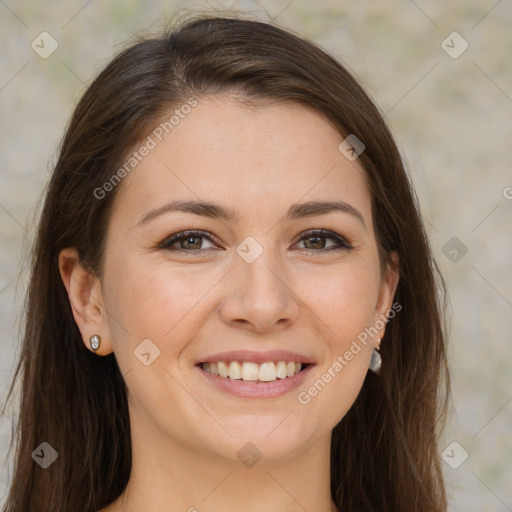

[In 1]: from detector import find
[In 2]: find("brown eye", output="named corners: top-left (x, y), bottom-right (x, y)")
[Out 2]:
top-left (159, 230), bottom-right (217, 251)
top-left (177, 236), bottom-right (204, 250)
top-left (295, 230), bottom-right (352, 252)
top-left (302, 235), bottom-right (329, 250)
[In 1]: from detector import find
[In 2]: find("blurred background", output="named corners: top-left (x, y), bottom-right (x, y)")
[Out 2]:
top-left (0, 1), bottom-right (511, 510)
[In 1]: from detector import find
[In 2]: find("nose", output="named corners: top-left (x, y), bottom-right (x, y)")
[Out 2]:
top-left (218, 246), bottom-right (301, 333)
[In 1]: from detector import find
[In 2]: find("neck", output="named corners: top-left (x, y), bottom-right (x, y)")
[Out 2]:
top-left (105, 410), bottom-right (338, 512)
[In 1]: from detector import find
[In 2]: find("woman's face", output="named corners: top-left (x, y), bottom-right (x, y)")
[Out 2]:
top-left (95, 96), bottom-right (398, 462)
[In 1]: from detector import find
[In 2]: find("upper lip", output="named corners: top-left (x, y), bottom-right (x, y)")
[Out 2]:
top-left (195, 350), bottom-right (315, 365)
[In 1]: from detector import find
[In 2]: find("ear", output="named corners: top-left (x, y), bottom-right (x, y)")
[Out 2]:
top-left (58, 247), bottom-right (114, 355)
top-left (373, 250), bottom-right (400, 345)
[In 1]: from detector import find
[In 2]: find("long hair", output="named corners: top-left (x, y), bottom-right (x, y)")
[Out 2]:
top-left (2, 14), bottom-right (450, 512)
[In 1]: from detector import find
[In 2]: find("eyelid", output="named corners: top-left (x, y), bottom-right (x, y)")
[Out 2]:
top-left (292, 229), bottom-right (353, 251)
top-left (157, 229), bottom-right (353, 254)
top-left (158, 229), bottom-right (219, 251)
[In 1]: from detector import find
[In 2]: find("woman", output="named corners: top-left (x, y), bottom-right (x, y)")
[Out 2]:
top-left (2, 14), bottom-right (450, 512)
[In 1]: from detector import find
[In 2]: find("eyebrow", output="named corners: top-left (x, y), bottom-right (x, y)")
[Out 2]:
top-left (137, 199), bottom-right (367, 231)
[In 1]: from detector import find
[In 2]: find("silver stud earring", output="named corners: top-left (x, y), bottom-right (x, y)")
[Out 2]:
top-left (89, 334), bottom-right (101, 351)
top-left (369, 338), bottom-right (381, 373)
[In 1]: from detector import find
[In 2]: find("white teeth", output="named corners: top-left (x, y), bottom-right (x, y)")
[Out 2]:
top-left (259, 362), bottom-right (277, 381)
top-left (228, 361), bottom-right (242, 380)
top-left (210, 361), bottom-right (219, 376)
top-left (201, 360), bottom-right (305, 381)
top-left (276, 361), bottom-right (287, 379)
top-left (218, 361), bottom-right (229, 378)
top-left (241, 362), bottom-right (259, 381)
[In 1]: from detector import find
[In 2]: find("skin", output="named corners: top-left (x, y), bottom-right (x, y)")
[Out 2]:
top-left (59, 96), bottom-right (399, 512)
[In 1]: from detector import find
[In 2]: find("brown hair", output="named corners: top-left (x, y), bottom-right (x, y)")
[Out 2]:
top-left (2, 13), bottom-right (450, 512)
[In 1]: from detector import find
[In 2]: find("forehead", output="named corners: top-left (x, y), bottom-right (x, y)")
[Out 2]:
top-left (110, 96), bottom-right (372, 229)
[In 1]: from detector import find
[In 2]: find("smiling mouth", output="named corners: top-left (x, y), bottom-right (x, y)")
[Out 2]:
top-left (198, 361), bottom-right (309, 382)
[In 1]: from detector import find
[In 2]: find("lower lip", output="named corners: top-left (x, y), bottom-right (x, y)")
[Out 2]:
top-left (196, 364), bottom-right (314, 399)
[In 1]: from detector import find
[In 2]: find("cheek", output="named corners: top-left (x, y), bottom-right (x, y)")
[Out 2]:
top-left (102, 254), bottom-right (224, 365)
top-left (297, 260), bottom-right (381, 349)
top-left (292, 262), bottom-right (380, 427)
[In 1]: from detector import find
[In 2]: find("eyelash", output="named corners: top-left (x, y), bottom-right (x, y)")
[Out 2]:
top-left (158, 229), bottom-right (353, 254)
